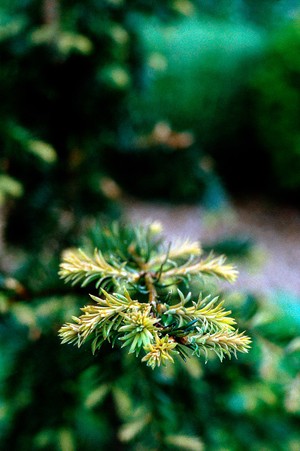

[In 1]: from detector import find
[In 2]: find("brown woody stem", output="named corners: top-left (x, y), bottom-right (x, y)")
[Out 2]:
top-left (144, 273), bottom-right (158, 309)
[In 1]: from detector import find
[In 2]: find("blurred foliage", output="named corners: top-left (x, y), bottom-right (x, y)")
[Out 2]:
top-left (203, 235), bottom-right (254, 260)
top-left (1, 0), bottom-right (299, 217)
top-left (0, 0), bottom-right (202, 251)
top-left (0, 0), bottom-right (123, 249)
top-left (127, 15), bottom-right (268, 197)
top-left (105, 121), bottom-right (217, 202)
top-left (251, 16), bottom-right (300, 196)
top-left (132, 16), bottom-right (264, 137)
top-left (127, 10), bottom-right (300, 200)
top-left (192, 0), bottom-right (289, 25)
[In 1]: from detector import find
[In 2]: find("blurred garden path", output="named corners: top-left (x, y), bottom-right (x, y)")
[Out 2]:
top-left (122, 198), bottom-right (300, 297)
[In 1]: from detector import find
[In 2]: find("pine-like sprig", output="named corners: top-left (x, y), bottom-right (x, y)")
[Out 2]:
top-left (161, 253), bottom-right (238, 283)
top-left (189, 330), bottom-right (252, 362)
top-left (59, 249), bottom-right (139, 288)
top-left (59, 222), bottom-right (250, 369)
top-left (164, 292), bottom-right (236, 332)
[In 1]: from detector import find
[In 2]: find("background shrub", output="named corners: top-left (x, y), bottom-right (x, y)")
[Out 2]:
top-left (251, 17), bottom-right (300, 197)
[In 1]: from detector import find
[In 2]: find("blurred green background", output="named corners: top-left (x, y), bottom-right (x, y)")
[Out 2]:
top-left (1, 1), bottom-right (300, 450)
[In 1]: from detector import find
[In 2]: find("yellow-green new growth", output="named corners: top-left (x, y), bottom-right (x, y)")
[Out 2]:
top-left (58, 223), bottom-right (250, 369)
top-left (162, 253), bottom-right (238, 283)
top-left (190, 330), bottom-right (251, 362)
top-left (59, 289), bottom-right (141, 350)
top-left (59, 248), bottom-right (139, 287)
top-left (119, 306), bottom-right (160, 355)
top-left (164, 292), bottom-right (236, 332)
top-left (142, 335), bottom-right (178, 369)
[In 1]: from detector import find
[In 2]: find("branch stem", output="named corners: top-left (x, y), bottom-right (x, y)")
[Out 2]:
top-left (144, 273), bottom-right (158, 309)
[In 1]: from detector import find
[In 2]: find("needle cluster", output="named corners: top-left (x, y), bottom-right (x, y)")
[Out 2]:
top-left (59, 223), bottom-right (250, 369)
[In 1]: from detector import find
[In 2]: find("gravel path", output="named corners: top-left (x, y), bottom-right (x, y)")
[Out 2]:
top-left (121, 198), bottom-right (300, 297)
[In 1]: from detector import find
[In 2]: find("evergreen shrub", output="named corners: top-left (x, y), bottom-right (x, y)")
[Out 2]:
top-left (1, 223), bottom-right (299, 450)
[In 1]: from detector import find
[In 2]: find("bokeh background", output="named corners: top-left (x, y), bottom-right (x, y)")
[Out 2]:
top-left (1, 1), bottom-right (300, 450)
